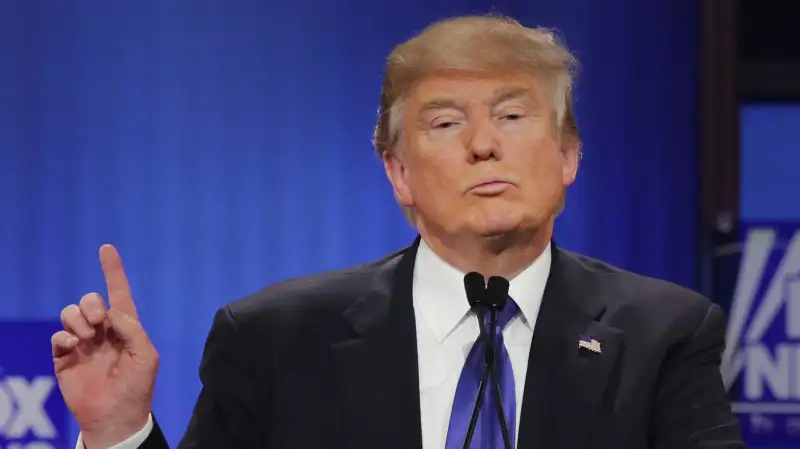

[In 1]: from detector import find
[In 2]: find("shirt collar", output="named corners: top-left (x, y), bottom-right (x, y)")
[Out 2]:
top-left (412, 237), bottom-right (552, 343)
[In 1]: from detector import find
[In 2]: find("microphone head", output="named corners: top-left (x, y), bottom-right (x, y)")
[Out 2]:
top-left (486, 276), bottom-right (510, 309)
top-left (463, 272), bottom-right (486, 307)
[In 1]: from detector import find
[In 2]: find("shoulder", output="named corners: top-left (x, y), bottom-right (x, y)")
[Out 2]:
top-left (220, 245), bottom-right (408, 330)
top-left (561, 249), bottom-right (722, 336)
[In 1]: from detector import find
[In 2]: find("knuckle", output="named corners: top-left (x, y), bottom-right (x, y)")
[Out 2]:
top-left (61, 304), bottom-right (93, 335)
top-left (79, 292), bottom-right (106, 321)
top-left (60, 304), bottom-right (79, 322)
top-left (51, 331), bottom-right (71, 347)
top-left (80, 292), bottom-right (104, 306)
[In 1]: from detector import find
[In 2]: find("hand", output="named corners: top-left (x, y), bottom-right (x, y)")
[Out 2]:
top-left (52, 244), bottom-right (159, 447)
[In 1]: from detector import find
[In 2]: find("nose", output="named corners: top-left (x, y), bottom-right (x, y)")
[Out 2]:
top-left (465, 118), bottom-right (501, 162)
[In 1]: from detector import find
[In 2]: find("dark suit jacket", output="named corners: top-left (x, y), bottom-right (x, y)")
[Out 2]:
top-left (141, 239), bottom-right (745, 449)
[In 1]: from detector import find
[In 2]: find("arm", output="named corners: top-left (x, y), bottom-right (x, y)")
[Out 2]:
top-left (75, 306), bottom-right (265, 449)
top-left (176, 306), bottom-right (266, 448)
top-left (650, 303), bottom-right (745, 449)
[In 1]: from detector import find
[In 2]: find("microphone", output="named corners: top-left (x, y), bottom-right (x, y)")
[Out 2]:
top-left (465, 272), bottom-right (494, 367)
top-left (485, 276), bottom-right (509, 309)
top-left (485, 276), bottom-right (512, 449)
top-left (464, 272), bottom-right (486, 308)
top-left (462, 272), bottom-right (491, 449)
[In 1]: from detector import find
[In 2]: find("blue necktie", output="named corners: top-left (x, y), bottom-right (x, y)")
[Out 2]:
top-left (445, 298), bottom-right (519, 449)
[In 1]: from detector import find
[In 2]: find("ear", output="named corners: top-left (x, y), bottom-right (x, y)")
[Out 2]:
top-left (383, 151), bottom-right (415, 207)
top-left (561, 138), bottom-right (581, 188)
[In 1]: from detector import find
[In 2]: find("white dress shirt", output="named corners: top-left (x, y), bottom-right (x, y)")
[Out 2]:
top-left (413, 239), bottom-right (551, 449)
top-left (76, 239), bottom-right (551, 449)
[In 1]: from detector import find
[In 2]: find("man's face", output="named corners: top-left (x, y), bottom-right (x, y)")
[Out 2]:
top-left (384, 71), bottom-right (579, 239)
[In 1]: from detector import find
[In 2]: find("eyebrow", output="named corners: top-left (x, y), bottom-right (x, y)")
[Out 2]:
top-left (417, 86), bottom-right (537, 114)
top-left (418, 98), bottom-right (465, 114)
top-left (487, 86), bottom-right (535, 107)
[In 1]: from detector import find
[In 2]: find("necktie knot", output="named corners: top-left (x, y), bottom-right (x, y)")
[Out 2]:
top-left (485, 296), bottom-right (519, 330)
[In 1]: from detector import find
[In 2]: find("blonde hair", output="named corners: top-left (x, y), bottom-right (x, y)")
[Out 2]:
top-left (373, 14), bottom-right (580, 158)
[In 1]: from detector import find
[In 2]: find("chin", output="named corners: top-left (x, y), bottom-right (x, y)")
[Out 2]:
top-left (476, 226), bottom-right (520, 240)
top-left (470, 214), bottom-right (525, 237)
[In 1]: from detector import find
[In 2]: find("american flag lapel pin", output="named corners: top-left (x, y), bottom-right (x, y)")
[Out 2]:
top-left (577, 334), bottom-right (602, 354)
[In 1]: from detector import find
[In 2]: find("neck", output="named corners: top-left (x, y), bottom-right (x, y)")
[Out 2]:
top-left (418, 222), bottom-right (553, 279)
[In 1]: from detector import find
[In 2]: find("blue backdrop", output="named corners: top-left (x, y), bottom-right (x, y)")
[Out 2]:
top-left (714, 104), bottom-right (800, 448)
top-left (0, 0), bottom-right (700, 445)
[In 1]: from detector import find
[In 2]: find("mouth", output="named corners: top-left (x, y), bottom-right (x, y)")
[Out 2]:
top-left (468, 180), bottom-right (513, 196)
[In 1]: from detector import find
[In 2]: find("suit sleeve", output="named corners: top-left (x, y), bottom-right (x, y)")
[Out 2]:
top-left (650, 302), bottom-right (745, 449)
top-left (170, 306), bottom-right (266, 448)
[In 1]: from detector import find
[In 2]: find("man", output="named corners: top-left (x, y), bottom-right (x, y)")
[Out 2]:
top-left (53, 15), bottom-right (745, 449)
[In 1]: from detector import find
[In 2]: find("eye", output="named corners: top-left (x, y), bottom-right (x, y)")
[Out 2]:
top-left (430, 116), bottom-right (462, 129)
top-left (503, 114), bottom-right (522, 121)
top-left (497, 106), bottom-right (526, 122)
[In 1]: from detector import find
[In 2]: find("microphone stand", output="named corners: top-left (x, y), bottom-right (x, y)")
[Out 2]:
top-left (462, 272), bottom-right (492, 449)
top-left (462, 306), bottom-right (491, 449)
top-left (488, 304), bottom-right (513, 449)
top-left (486, 276), bottom-right (513, 449)
top-left (461, 273), bottom-right (512, 449)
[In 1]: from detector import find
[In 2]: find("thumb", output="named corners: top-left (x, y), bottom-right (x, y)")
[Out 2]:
top-left (107, 308), bottom-right (152, 356)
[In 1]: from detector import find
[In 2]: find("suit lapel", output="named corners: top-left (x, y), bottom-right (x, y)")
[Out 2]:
top-left (517, 245), bottom-right (625, 449)
top-left (331, 238), bottom-right (423, 449)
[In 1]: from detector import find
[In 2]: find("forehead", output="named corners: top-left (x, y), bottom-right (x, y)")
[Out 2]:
top-left (407, 71), bottom-right (545, 107)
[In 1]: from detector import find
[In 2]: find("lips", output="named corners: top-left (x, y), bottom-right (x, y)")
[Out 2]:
top-left (469, 176), bottom-right (514, 189)
top-left (468, 179), bottom-right (513, 195)
top-left (474, 180), bottom-right (507, 188)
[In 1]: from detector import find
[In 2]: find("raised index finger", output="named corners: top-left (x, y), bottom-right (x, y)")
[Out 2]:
top-left (99, 244), bottom-right (138, 319)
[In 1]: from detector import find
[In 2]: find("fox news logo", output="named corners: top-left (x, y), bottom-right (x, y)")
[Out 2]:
top-left (0, 322), bottom-right (69, 449)
top-left (722, 224), bottom-right (800, 443)
top-left (0, 375), bottom-right (59, 449)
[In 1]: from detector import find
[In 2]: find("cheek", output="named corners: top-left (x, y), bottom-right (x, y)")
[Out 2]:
top-left (409, 160), bottom-right (457, 201)
top-left (517, 142), bottom-right (564, 194)
top-left (407, 142), bottom-right (463, 196)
